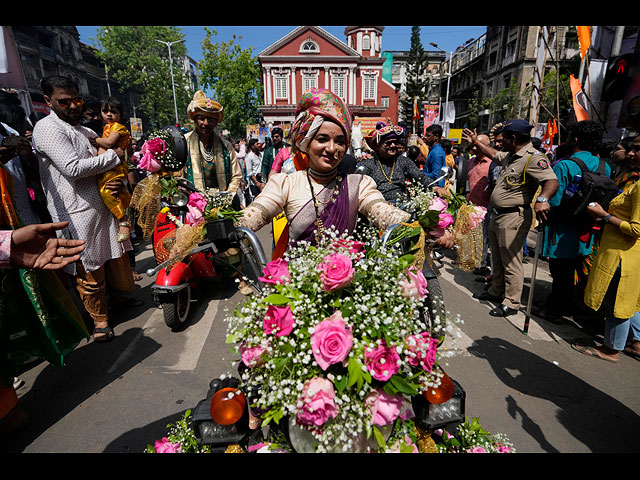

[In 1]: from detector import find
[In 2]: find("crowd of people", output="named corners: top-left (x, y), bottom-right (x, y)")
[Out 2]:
top-left (1, 78), bottom-right (639, 439)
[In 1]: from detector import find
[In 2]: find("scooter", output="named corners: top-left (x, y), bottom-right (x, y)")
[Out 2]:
top-left (145, 179), bottom-right (267, 330)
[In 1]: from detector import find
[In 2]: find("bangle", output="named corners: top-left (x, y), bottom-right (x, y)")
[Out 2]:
top-left (603, 214), bottom-right (612, 223)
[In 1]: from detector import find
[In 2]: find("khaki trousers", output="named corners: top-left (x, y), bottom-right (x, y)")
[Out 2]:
top-left (488, 207), bottom-right (533, 310)
top-left (74, 254), bottom-right (135, 326)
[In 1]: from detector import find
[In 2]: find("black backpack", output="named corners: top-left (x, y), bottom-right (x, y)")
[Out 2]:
top-left (552, 156), bottom-right (620, 221)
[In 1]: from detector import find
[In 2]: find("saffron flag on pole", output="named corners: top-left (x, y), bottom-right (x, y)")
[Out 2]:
top-left (570, 74), bottom-right (590, 121)
top-left (541, 118), bottom-right (558, 151)
top-left (413, 97), bottom-right (419, 120)
top-left (577, 26), bottom-right (591, 59)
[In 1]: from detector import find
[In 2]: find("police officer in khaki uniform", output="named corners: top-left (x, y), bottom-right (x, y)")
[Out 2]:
top-left (463, 120), bottom-right (558, 317)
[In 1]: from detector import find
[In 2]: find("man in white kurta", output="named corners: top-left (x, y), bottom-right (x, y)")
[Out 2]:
top-left (32, 75), bottom-right (133, 341)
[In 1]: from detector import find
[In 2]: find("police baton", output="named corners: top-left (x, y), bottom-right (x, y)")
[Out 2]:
top-left (523, 222), bottom-right (544, 335)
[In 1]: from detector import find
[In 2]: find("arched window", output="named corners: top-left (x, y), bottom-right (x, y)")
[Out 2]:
top-left (362, 34), bottom-right (370, 50)
top-left (300, 38), bottom-right (319, 54)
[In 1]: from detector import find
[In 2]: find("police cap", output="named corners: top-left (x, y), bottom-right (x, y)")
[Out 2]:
top-left (502, 119), bottom-right (534, 134)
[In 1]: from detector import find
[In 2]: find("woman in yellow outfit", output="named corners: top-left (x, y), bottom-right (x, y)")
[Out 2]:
top-left (573, 135), bottom-right (640, 363)
top-left (94, 97), bottom-right (132, 243)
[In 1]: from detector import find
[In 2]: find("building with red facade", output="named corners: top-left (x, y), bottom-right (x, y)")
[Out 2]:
top-left (257, 26), bottom-right (399, 136)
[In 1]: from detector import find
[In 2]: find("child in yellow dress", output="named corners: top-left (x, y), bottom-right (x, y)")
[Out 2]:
top-left (94, 97), bottom-right (132, 242)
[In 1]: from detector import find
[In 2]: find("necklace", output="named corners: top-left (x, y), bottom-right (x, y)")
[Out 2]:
top-left (375, 154), bottom-right (397, 183)
top-left (306, 169), bottom-right (342, 243)
top-left (201, 139), bottom-right (215, 164)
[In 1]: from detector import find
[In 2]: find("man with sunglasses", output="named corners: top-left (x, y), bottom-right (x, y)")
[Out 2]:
top-left (359, 123), bottom-right (433, 205)
top-left (463, 120), bottom-right (558, 318)
top-left (32, 75), bottom-right (134, 342)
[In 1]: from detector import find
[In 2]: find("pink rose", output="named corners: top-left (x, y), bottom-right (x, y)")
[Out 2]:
top-left (364, 340), bottom-right (401, 381)
top-left (259, 258), bottom-right (291, 285)
top-left (297, 377), bottom-right (339, 427)
top-left (437, 212), bottom-right (454, 229)
top-left (365, 388), bottom-right (404, 426)
top-left (310, 311), bottom-right (353, 370)
top-left (399, 266), bottom-right (428, 300)
top-left (317, 253), bottom-right (355, 291)
top-left (188, 192), bottom-right (208, 212)
top-left (332, 238), bottom-right (365, 257)
top-left (468, 206), bottom-right (487, 229)
top-left (240, 343), bottom-right (267, 368)
top-left (154, 437), bottom-right (182, 453)
top-left (185, 204), bottom-right (205, 226)
top-left (429, 196), bottom-right (448, 213)
top-left (263, 305), bottom-right (295, 337)
top-left (405, 332), bottom-right (438, 372)
top-left (467, 446), bottom-right (488, 453)
top-left (139, 138), bottom-right (166, 173)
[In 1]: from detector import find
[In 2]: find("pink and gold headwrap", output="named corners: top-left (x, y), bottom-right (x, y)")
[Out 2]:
top-left (187, 90), bottom-right (224, 122)
top-left (365, 122), bottom-right (405, 149)
top-left (289, 87), bottom-right (353, 155)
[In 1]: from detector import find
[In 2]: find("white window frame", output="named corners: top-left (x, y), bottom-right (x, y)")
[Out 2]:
top-left (331, 73), bottom-right (346, 102)
top-left (363, 73), bottom-right (377, 101)
top-left (302, 72), bottom-right (318, 92)
top-left (274, 74), bottom-right (289, 100)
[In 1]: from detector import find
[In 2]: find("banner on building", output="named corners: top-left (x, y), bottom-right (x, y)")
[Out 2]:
top-left (130, 117), bottom-right (143, 140)
top-left (354, 116), bottom-right (393, 137)
top-left (423, 105), bottom-right (440, 133)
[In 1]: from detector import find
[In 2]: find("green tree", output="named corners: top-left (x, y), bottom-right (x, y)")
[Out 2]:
top-left (93, 26), bottom-right (193, 130)
top-left (401, 27), bottom-right (430, 133)
top-left (198, 28), bottom-right (263, 140)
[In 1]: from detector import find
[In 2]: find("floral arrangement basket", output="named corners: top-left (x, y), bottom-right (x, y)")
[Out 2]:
top-left (225, 227), bottom-right (452, 453)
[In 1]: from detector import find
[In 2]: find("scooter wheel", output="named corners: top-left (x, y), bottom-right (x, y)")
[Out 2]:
top-left (162, 284), bottom-right (191, 330)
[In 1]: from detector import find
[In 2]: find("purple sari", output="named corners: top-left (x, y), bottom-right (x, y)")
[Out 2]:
top-left (289, 174), bottom-right (362, 247)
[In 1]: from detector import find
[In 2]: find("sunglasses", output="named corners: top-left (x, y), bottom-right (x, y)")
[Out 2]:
top-left (382, 140), bottom-right (399, 147)
top-left (57, 97), bottom-right (85, 108)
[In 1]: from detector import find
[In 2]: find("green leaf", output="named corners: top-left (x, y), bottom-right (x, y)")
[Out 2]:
top-left (372, 426), bottom-right (386, 451)
top-left (389, 374), bottom-right (420, 396)
top-left (264, 293), bottom-right (290, 305)
top-left (334, 374), bottom-right (348, 393)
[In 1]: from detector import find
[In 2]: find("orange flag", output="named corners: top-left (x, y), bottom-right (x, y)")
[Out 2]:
top-left (577, 26), bottom-right (591, 59)
top-left (570, 75), bottom-right (590, 121)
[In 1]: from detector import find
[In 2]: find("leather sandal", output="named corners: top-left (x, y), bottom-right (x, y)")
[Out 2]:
top-left (93, 326), bottom-right (115, 343)
top-left (489, 304), bottom-right (518, 317)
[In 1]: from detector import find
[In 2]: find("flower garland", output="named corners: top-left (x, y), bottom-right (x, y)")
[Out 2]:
top-left (137, 128), bottom-right (184, 172)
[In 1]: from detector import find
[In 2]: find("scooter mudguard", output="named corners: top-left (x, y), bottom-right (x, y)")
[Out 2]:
top-left (156, 261), bottom-right (194, 286)
top-left (189, 252), bottom-right (217, 279)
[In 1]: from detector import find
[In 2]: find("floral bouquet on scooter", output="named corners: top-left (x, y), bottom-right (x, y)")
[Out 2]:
top-left (225, 227), bottom-right (450, 453)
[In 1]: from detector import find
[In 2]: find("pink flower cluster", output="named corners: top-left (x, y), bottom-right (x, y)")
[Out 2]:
top-left (185, 192), bottom-right (207, 226)
top-left (139, 137), bottom-right (166, 173)
top-left (296, 377), bottom-right (339, 427)
top-left (399, 266), bottom-right (428, 300)
top-left (405, 332), bottom-right (438, 372)
top-left (259, 258), bottom-right (291, 285)
top-left (468, 206), bottom-right (487, 230)
top-left (364, 340), bottom-right (401, 382)
top-left (263, 305), bottom-right (295, 337)
top-left (428, 196), bottom-right (454, 237)
top-left (153, 437), bottom-right (182, 453)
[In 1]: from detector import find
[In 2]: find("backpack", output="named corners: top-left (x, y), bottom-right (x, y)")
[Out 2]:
top-left (552, 156), bottom-right (620, 222)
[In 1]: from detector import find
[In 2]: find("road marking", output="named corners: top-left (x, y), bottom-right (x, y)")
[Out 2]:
top-left (165, 299), bottom-right (220, 371)
top-left (108, 298), bottom-right (220, 373)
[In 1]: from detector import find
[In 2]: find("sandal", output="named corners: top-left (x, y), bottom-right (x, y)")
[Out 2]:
top-left (132, 271), bottom-right (143, 281)
top-left (571, 344), bottom-right (619, 363)
top-left (117, 221), bottom-right (131, 243)
top-left (623, 345), bottom-right (640, 361)
top-left (93, 326), bottom-right (115, 343)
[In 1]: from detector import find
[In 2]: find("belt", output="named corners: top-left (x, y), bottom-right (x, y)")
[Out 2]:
top-left (492, 205), bottom-right (530, 215)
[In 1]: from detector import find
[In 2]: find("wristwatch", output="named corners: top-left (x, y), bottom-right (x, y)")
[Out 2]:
top-left (603, 214), bottom-right (613, 223)
top-left (536, 195), bottom-right (548, 203)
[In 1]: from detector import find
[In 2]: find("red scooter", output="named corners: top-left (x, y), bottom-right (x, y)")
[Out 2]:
top-left (145, 179), bottom-right (267, 330)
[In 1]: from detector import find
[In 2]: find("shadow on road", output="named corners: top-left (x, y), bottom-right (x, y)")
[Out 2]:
top-left (468, 335), bottom-right (640, 453)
